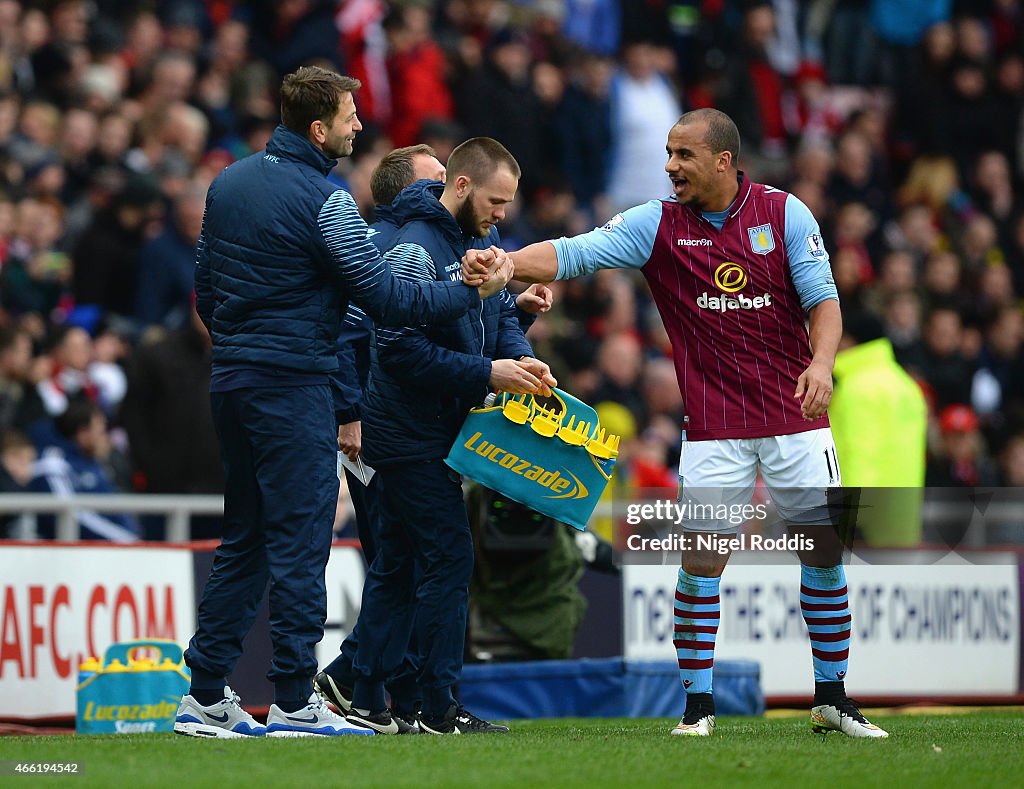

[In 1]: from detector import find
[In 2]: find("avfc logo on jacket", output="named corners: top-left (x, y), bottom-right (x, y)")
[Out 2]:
top-left (747, 224), bottom-right (775, 254)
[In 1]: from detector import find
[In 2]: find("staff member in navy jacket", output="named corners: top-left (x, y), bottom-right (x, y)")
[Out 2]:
top-left (175, 67), bottom-right (512, 740)
top-left (323, 145), bottom-right (554, 730)
top-left (332, 145), bottom-right (449, 563)
top-left (339, 138), bottom-right (555, 735)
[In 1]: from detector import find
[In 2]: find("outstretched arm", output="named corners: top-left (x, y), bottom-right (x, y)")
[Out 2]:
top-left (462, 201), bottom-right (663, 285)
top-left (510, 242), bottom-right (560, 283)
top-left (463, 243), bottom-right (558, 286)
top-left (317, 189), bottom-right (512, 326)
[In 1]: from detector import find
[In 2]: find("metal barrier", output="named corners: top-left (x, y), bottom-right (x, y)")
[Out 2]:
top-left (0, 494), bottom-right (224, 542)
top-left (0, 492), bottom-right (1020, 544)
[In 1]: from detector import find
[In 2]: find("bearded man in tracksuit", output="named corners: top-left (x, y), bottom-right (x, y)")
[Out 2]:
top-left (342, 137), bottom-right (556, 735)
top-left (319, 145), bottom-right (552, 728)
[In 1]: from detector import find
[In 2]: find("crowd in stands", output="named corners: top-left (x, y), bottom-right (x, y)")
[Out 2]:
top-left (1, 0), bottom-right (1023, 544)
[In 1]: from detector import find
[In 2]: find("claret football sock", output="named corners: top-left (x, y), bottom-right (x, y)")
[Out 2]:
top-left (673, 568), bottom-right (721, 696)
top-left (800, 564), bottom-right (851, 683)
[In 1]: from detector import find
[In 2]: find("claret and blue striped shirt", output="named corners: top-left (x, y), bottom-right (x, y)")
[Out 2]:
top-left (550, 174), bottom-right (838, 441)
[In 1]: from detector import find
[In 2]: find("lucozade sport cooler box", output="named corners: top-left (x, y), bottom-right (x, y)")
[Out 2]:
top-left (76, 639), bottom-right (190, 734)
top-left (445, 388), bottom-right (619, 531)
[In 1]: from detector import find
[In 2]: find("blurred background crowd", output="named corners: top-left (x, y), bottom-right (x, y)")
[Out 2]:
top-left (1, 0), bottom-right (1023, 545)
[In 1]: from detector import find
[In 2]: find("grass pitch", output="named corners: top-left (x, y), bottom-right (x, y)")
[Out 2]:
top-left (1, 711), bottom-right (1022, 788)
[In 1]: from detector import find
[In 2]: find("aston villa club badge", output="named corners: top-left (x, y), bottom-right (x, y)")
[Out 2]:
top-left (747, 224), bottom-right (775, 255)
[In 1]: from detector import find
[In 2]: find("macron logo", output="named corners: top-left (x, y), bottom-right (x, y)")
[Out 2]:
top-left (677, 238), bottom-right (713, 247)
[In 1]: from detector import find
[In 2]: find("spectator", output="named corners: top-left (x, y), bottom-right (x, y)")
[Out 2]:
top-left (457, 28), bottom-right (546, 192)
top-left (828, 130), bottom-right (890, 221)
top-left (993, 50), bottom-right (1024, 176)
top-left (137, 52), bottom-right (197, 115)
top-left (867, 249), bottom-right (917, 313)
top-left (976, 263), bottom-right (1015, 313)
top-left (958, 213), bottom-right (1005, 273)
top-left (384, 3), bottom-right (455, 148)
top-left (970, 150), bottom-right (1018, 249)
top-left (0, 324), bottom-right (46, 432)
top-left (992, 433), bottom-right (1024, 544)
top-left (605, 40), bottom-right (681, 213)
top-left (30, 397), bottom-right (140, 541)
top-left (120, 305), bottom-right (221, 496)
top-left (884, 290), bottom-right (927, 370)
top-left (0, 428), bottom-right (36, 538)
top-left (249, 0), bottom-right (343, 76)
top-left (926, 403), bottom-right (1000, 487)
top-left (889, 203), bottom-right (944, 264)
top-left (921, 249), bottom-right (969, 314)
top-left (971, 304), bottom-right (1024, 418)
top-left (134, 184), bottom-right (205, 331)
top-left (945, 57), bottom-right (1003, 174)
top-left (870, 0), bottom-right (952, 89)
top-left (553, 52), bottom-right (614, 220)
top-left (0, 196), bottom-right (70, 316)
top-left (36, 324), bottom-right (126, 418)
top-left (564, 0), bottom-right (620, 56)
top-left (717, 2), bottom-right (789, 164)
top-left (71, 175), bottom-right (164, 319)
top-left (502, 178), bottom-right (578, 250)
top-left (195, 19), bottom-right (251, 143)
top-left (916, 306), bottom-right (974, 407)
top-left (590, 331), bottom-right (646, 423)
top-left (58, 107), bottom-right (98, 203)
top-left (641, 356), bottom-right (683, 425)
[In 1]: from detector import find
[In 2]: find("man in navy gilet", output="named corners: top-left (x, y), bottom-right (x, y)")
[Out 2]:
top-left (176, 67), bottom-right (511, 740)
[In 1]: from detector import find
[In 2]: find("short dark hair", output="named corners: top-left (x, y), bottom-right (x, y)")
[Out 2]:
top-left (370, 144), bottom-right (438, 205)
top-left (0, 429), bottom-right (32, 455)
top-left (0, 326), bottom-right (29, 356)
top-left (446, 137), bottom-right (521, 184)
top-left (676, 108), bottom-right (741, 164)
top-left (280, 66), bottom-right (361, 136)
top-left (55, 398), bottom-right (101, 441)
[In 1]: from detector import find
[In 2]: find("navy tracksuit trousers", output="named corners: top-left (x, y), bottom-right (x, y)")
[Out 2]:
top-left (350, 459), bottom-right (473, 717)
top-left (184, 384), bottom-right (338, 703)
top-left (325, 470), bottom-right (422, 712)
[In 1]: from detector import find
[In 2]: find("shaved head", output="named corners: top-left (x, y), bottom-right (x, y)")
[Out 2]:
top-left (675, 108), bottom-right (741, 165)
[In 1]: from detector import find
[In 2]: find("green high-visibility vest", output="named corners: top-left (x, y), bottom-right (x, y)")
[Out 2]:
top-left (830, 338), bottom-right (927, 546)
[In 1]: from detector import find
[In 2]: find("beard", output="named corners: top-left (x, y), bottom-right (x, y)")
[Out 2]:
top-left (455, 193), bottom-right (488, 238)
top-left (322, 131), bottom-right (353, 159)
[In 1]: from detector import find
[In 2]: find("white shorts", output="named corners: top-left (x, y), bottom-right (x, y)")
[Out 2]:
top-left (678, 428), bottom-right (842, 533)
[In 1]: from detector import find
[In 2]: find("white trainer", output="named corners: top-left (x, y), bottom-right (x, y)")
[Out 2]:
top-left (266, 694), bottom-right (375, 737)
top-left (811, 702), bottom-right (889, 738)
top-left (670, 712), bottom-right (715, 737)
top-left (174, 686), bottom-right (266, 738)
